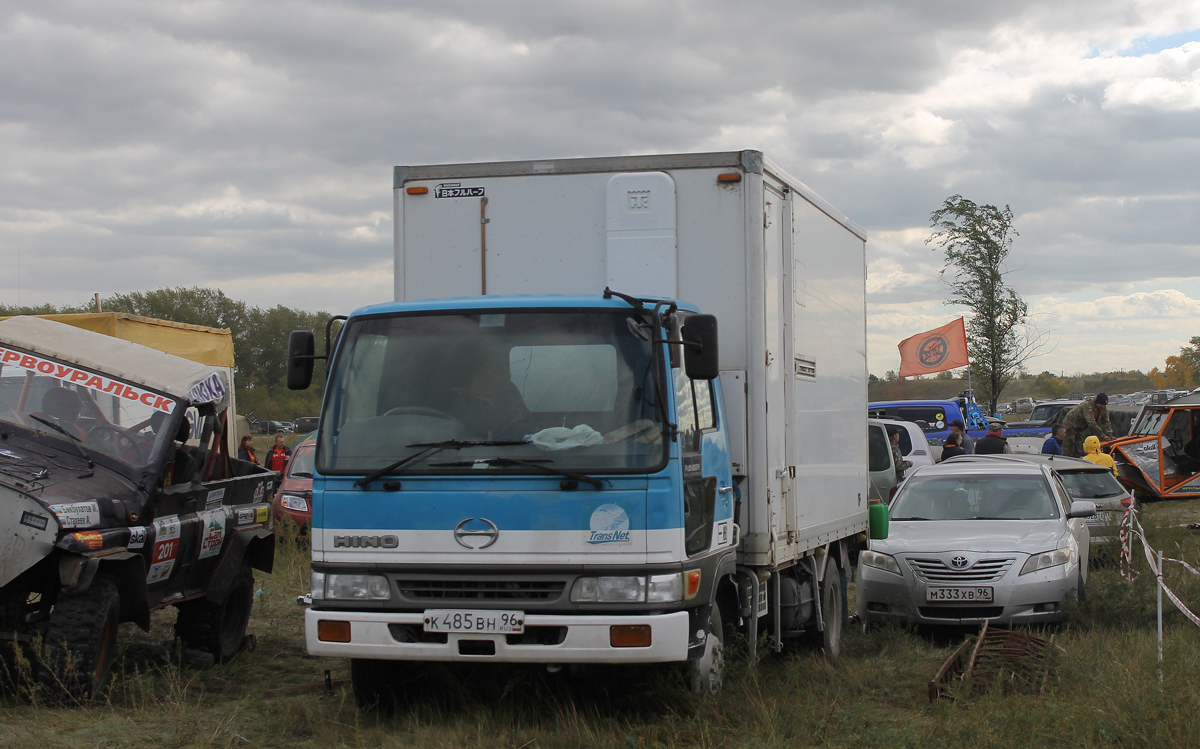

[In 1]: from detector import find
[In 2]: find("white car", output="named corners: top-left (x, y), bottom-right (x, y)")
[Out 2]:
top-left (858, 456), bottom-right (1095, 627)
top-left (880, 418), bottom-right (936, 470)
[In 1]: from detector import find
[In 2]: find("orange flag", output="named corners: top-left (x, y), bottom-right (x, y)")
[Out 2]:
top-left (897, 318), bottom-right (969, 378)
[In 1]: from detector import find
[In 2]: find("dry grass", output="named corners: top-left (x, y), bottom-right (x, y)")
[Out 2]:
top-left (3, 502), bottom-right (1200, 748)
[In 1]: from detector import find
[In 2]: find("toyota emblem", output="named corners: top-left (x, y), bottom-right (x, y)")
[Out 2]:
top-left (949, 555), bottom-right (970, 569)
top-left (454, 517), bottom-right (499, 549)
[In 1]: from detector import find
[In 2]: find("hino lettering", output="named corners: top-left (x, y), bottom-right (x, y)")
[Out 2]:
top-left (333, 535), bottom-right (400, 548)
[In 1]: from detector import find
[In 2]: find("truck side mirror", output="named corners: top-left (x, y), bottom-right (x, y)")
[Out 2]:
top-left (682, 314), bottom-right (719, 381)
top-left (287, 331), bottom-right (316, 391)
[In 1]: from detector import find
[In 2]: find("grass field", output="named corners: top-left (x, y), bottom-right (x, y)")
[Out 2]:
top-left (3, 502), bottom-right (1200, 748)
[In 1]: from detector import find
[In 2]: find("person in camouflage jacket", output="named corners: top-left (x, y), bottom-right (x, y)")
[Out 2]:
top-left (1063, 393), bottom-right (1114, 458)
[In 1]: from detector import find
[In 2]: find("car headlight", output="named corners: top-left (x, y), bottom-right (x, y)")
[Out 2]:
top-left (860, 550), bottom-right (902, 576)
top-left (324, 573), bottom-right (390, 600)
top-left (280, 494), bottom-right (309, 512)
top-left (1020, 548), bottom-right (1072, 575)
top-left (570, 576), bottom-right (647, 602)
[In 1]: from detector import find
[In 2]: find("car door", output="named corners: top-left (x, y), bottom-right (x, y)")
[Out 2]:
top-left (867, 422), bottom-right (896, 502)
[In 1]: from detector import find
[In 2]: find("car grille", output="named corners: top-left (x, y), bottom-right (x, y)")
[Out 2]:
top-left (396, 578), bottom-right (566, 601)
top-left (918, 606), bottom-right (1004, 620)
top-left (905, 557), bottom-right (1015, 583)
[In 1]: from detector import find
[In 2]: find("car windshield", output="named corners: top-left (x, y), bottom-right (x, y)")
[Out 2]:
top-left (288, 443), bottom-right (315, 478)
top-left (1029, 404), bottom-right (1066, 422)
top-left (1058, 469), bottom-right (1125, 499)
top-left (0, 348), bottom-right (181, 468)
top-left (317, 309), bottom-right (665, 475)
top-left (891, 473), bottom-right (1059, 521)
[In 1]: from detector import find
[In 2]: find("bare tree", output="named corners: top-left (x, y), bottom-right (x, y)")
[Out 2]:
top-left (927, 196), bottom-right (1046, 414)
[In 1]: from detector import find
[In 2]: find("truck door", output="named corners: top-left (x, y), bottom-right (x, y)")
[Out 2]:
top-left (762, 184), bottom-right (791, 543)
top-left (675, 368), bottom-right (735, 556)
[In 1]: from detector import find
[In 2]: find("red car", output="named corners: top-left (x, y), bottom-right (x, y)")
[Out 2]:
top-left (272, 436), bottom-right (315, 532)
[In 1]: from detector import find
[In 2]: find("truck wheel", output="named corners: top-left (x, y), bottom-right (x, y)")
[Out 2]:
top-left (816, 559), bottom-right (846, 658)
top-left (174, 563), bottom-right (254, 663)
top-left (350, 658), bottom-right (403, 711)
top-left (688, 603), bottom-right (724, 696)
top-left (37, 575), bottom-right (120, 703)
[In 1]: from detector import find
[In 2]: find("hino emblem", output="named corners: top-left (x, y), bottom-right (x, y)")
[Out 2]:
top-left (454, 517), bottom-right (499, 549)
top-left (333, 535), bottom-right (399, 548)
top-left (949, 555), bottom-right (970, 570)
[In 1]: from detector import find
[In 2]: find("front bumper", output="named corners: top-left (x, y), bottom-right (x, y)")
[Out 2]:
top-left (857, 559), bottom-right (1077, 626)
top-left (305, 608), bottom-right (691, 663)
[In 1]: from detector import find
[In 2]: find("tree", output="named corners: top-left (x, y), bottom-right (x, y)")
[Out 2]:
top-left (927, 195), bottom-right (1044, 414)
top-left (1034, 372), bottom-right (1070, 399)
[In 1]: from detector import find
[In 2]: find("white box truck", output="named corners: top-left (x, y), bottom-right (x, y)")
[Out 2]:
top-left (288, 150), bottom-right (870, 706)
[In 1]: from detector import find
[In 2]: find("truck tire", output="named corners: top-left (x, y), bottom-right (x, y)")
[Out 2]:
top-left (815, 558), bottom-right (846, 658)
top-left (350, 658), bottom-right (404, 711)
top-left (174, 563), bottom-right (254, 663)
top-left (688, 603), bottom-right (725, 696)
top-left (37, 575), bottom-right (120, 703)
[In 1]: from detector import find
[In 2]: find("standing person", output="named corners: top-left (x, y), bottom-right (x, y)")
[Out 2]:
top-left (974, 419), bottom-right (1012, 454)
top-left (264, 434), bottom-right (292, 473)
top-left (889, 430), bottom-right (910, 482)
top-left (1081, 435), bottom-right (1118, 476)
top-left (1063, 393), bottom-right (1115, 458)
top-left (1041, 425), bottom-right (1066, 456)
top-left (949, 419), bottom-right (975, 455)
top-left (238, 434), bottom-right (258, 465)
top-left (939, 432), bottom-right (967, 462)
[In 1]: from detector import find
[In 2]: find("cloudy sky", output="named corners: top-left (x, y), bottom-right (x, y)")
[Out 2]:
top-left (3, 1), bottom-right (1199, 377)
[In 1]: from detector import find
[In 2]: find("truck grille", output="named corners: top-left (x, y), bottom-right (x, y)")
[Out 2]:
top-left (397, 578), bottom-right (566, 601)
top-left (905, 557), bottom-right (1014, 584)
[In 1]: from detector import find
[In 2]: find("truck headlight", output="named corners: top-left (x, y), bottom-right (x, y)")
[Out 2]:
top-left (325, 573), bottom-right (391, 600)
top-left (310, 571), bottom-right (325, 600)
top-left (570, 576), bottom-right (646, 602)
top-left (860, 550), bottom-right (902, 575)
top-left (280, 494), bottom-right (309, 512)
top-left (647, 573), bottom-right (683, 603)
top-left (1020, 548), bottom-right (1071, 575)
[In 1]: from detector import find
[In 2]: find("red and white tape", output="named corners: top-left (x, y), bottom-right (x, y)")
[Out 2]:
top-left (1124, 507), bottom-right (1200, 630)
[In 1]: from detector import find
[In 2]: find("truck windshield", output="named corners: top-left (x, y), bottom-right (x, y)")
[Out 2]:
top-left (0, 350), bottom-right (180, 469)
top-left (317, 309), bottom-right (666, 475)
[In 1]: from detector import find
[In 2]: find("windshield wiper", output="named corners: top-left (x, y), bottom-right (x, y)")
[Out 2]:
top-left (430, 456), bottom-right (607, 490)
top-left (28, 414), bottom-right (94, 474)
top-left (354, 439), bottom-right (528, 489)
top-left (291, 471), bottom-right (313, 478)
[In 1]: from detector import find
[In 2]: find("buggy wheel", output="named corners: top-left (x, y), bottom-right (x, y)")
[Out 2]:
top-left (37, 575), bottom-right (120, 703)
top-left (175, 563), bottom-right (254, 663)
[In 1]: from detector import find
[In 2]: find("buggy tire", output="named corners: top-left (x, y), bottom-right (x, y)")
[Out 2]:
top-left (351, 658), bottom-right (404, 712)
top-left (37, 575), bottom-right (120, 704)
top-left (687, 603), bottom-right (725, 696)
top-left (174, 563), bottom-right (254, 663)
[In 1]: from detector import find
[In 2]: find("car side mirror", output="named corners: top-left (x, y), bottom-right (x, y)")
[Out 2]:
top-left (287, 331), bottom-right (316, 391)
top-left (682, 314), bottom-right (719, 381)
top-left (1067, 500), bottom-right (1097, 519)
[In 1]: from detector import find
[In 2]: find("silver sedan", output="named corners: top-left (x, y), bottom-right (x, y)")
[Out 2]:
top-left (857, 456), bottom-right (1095, 627)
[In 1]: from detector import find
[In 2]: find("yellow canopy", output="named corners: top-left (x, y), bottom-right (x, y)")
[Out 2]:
top-left (0, 312), bottom-right (235, 368)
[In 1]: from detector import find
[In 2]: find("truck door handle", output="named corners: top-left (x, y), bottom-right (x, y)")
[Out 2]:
top-left (719, 486), bottom-right (733, 494)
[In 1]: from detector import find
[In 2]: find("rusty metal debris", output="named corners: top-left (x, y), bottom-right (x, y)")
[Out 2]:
top-left (928, 621), bottom-right (1059, 702)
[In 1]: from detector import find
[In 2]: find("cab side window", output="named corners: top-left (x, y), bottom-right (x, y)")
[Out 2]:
top-left (674, 367), bottom-right (698, 452)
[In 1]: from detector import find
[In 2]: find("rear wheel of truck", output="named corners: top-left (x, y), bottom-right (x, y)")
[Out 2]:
top-left (688, 603), bottom-right (725, 696)
top-left (174, 563), bottom-right (254, 663)
top-left (37, 575), bottom-right (120, 704)
top-left (350, 658), bottom-right (405, 711)
top-left (814, 558), bottom-right (846, 658)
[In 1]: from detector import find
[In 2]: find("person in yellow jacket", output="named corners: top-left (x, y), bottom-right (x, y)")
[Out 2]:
top-left (1081, 435), bottom-right (1117, 476)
